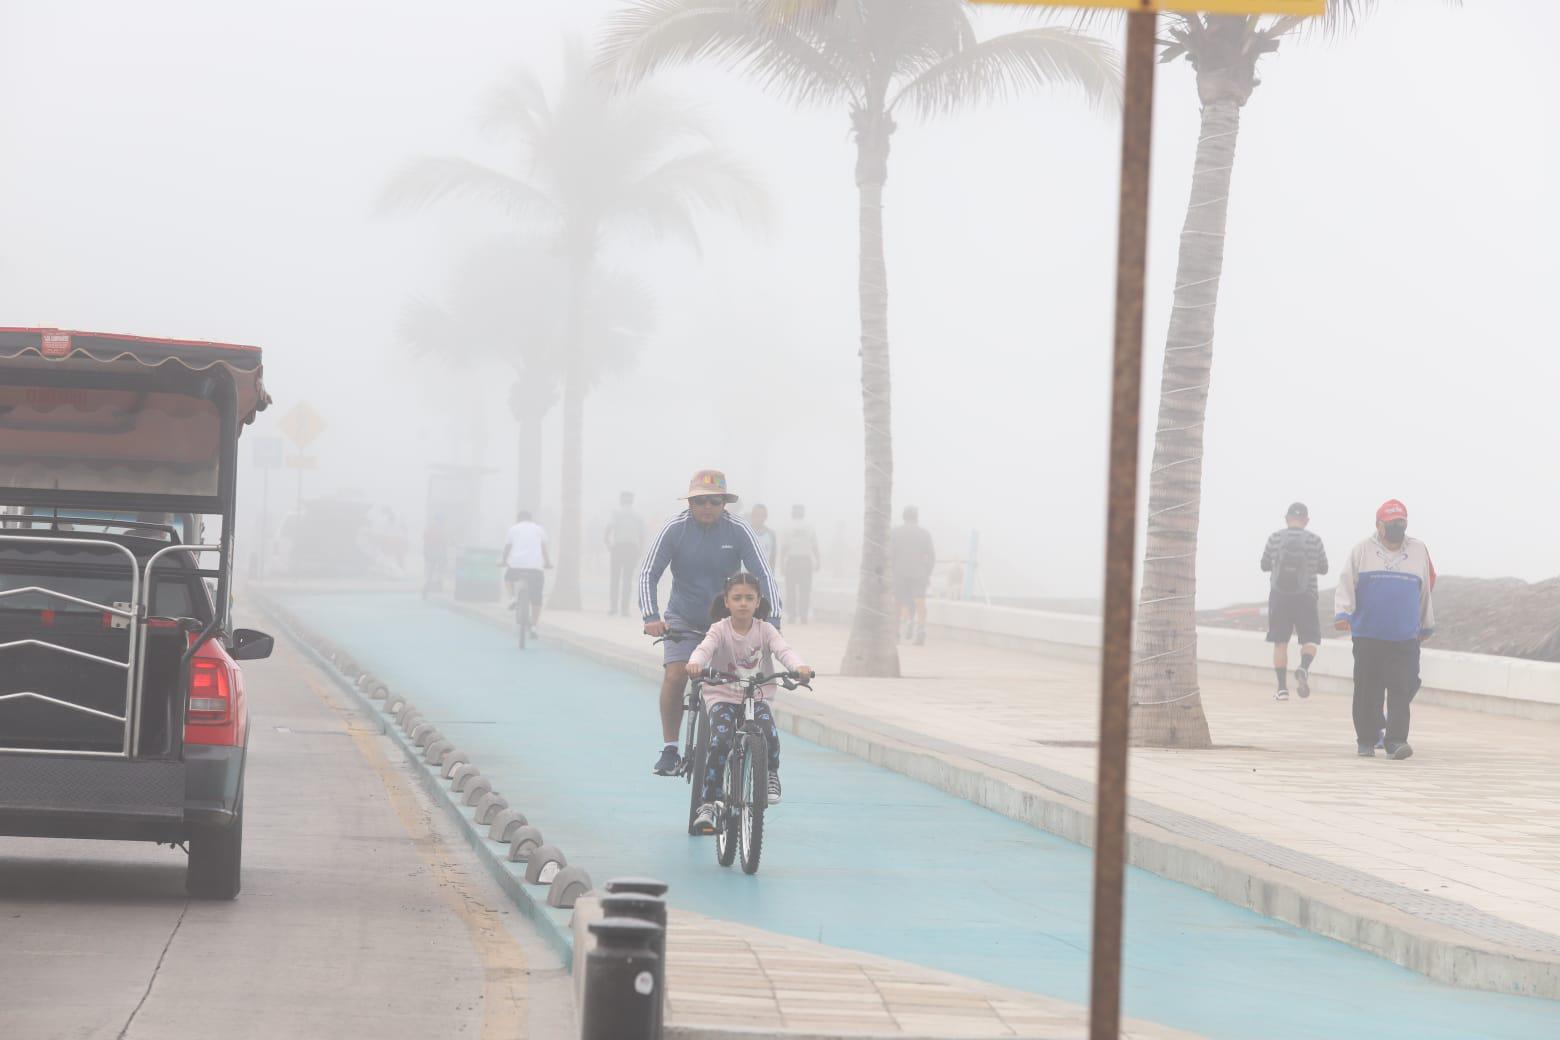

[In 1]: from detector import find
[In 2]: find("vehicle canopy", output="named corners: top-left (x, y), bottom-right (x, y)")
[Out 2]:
top-left (0, 327), bottom-right (268, 516)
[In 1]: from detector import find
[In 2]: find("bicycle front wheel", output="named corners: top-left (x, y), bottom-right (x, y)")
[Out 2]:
top-left (516, 598), bottom-right (528, 649)
top-left (685, 703), bottom-right (710, 836)
top-left (716, 745), bottom-right (739, 867)
top-left (738, 728), bottom-right (767, 875)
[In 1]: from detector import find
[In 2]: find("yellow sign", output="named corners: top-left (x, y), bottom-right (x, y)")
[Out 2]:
top-left (279, 401), bottom-right (327, 450)
top-left (971, 0), bottom-right (1324, 13)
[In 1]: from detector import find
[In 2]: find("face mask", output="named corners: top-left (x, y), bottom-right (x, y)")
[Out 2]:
top-left (1383, 520), bottom-right (1407, 543)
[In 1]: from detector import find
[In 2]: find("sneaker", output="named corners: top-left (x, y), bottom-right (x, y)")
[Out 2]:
top-left (692, 803), bottom-right (717, 834)
top-left (767, 771), bottom-right (782, 805)
top-left (1385, 742), bottom-right (1414, 760)
top-left (652, 746), bottom-right (681, 776)
top-left (1375, 728), bottom-right (1386, 750)
top-left (1274, 688), bottom-right (1289, 702)
top-left (1295, 669), bottom-right (1310, 699)
top-left (1357, 742), bottom-right (1376, 757)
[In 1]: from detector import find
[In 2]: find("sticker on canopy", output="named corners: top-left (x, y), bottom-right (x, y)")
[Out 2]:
top-left (41, 332), bottom-right (71, 358)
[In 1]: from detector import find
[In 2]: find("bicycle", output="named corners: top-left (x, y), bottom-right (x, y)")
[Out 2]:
top-left (695, 668), bottom-right (811, 875)
top-left (653, 628), bottom-right (710, 834)
top-left (507, 569), bottom-right (540, 650)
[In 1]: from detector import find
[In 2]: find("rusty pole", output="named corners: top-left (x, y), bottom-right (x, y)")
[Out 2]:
top-left (1089, 8), bottom-right (1156, 1040)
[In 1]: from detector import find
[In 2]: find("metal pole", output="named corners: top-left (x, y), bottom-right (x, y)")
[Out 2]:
top-left (1089, 9), bottom-right (1156, 1040)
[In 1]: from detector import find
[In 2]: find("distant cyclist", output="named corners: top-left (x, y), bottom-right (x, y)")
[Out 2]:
top-left (1260, 502), bottom-right (1328, 701)
top-left (640, 470), bottom-right (781, 776)
top-left (499, 510), bottom-right (551, 636)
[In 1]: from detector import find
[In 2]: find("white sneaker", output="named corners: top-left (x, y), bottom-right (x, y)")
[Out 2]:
top-left (693, 803), bottom-right (717, 834)
top-left (766, 771), bottom-right (782, 805)
top-left (1274, 688), bottom-right (1289, 702)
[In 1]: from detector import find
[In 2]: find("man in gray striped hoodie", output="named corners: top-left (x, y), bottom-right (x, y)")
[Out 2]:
top-left (1260, 502), bottom-right (1329, 701)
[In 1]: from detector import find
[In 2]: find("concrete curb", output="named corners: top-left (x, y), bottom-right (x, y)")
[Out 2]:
top-left (469, 604), bottom-right (1560, 1001)
top-left (254, 597), bottom-right (577, 967)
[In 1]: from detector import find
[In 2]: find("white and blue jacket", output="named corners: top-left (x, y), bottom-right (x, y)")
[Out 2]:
top-left (639, 510), bottom-right (781, 628)
top-left (1334, 535), bottom-right (1436, 643)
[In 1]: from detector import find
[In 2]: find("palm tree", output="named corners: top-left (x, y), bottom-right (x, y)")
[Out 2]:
top-left (603, 0), bottom-right (1118, 676)
top-left (397, 238), bottom-right (653, 514)
top-left (1128, 3), bottom-right (1455, 747)
top-left (382, 42), bottom-right (766, 609)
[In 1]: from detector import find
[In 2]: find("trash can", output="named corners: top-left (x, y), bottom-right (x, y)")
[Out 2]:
top-left (453, 546), bottom-right (502, 602)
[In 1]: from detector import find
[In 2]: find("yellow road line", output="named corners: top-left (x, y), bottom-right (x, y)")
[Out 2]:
top-left (294, 645), bottom-right (530, 1039)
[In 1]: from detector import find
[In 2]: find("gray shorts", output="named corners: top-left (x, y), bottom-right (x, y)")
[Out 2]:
top-left (661, 617), bottom-right (707, 666)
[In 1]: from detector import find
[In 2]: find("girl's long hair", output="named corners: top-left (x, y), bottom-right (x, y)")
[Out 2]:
top-left (710, 571), bottom-right (771, 621)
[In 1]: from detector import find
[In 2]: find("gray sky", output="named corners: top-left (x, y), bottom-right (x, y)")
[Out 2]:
top-left (2, 1), bottom-right (1555, 607)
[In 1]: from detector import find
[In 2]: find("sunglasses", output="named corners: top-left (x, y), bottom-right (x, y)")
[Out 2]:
top-left (689, 496), bottom-right (726, 507)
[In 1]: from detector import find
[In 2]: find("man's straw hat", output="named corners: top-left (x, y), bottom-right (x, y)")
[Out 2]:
top-left (679, 469), bottom-right (738, 502)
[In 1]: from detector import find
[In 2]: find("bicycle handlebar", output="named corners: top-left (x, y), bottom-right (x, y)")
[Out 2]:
top-left (696, 669), bottom-right (814, 692)
top-left (651, 628), bottom-right (702, 646)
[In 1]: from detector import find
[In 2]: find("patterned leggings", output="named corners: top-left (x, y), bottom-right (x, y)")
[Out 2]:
top-left (701, 700), bottom-right (780, 804)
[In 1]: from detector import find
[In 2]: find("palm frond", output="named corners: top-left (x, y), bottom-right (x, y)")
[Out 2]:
top-left (890, 26), bottom-right (1121, 119)
top-left (605, 147), bottom-right (771, 255)
top-left (397, 299), bottom-right (459, 359)
top-left (599, 0), bottom-right (857, 109)
top-left (479, 67), bottom-right (551, 144)
top-left (378, 155), bottom-right (560, 226)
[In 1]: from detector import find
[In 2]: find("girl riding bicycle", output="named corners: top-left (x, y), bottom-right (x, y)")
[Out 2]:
top-left (685, 572), bottom-right (814, 835)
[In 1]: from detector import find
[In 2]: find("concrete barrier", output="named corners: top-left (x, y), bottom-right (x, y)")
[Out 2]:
top-left (473, 791), bottom-right (508, 821)
top-left (488, 809), bottom-right (529, 843)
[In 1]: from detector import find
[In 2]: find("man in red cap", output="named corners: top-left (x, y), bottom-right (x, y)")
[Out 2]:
top-left (1333, 500), bottom-right (1436, 759)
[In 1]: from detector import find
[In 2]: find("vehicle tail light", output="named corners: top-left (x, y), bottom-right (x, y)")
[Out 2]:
top-left (187, 658), bottom-right (232, 723)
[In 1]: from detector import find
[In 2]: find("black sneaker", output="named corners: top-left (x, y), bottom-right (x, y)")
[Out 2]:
top-left (1274, 688), bottom-right (1289, 702)
top-left (1385, 742), bottom-right (1414, 760)
top-left (652, 746), bottom-right (681, 776)
top-left (1295, 669), bottom-right (1310, 699)
top-left (766, 771), bottom-right (782, 805)
top-left (1357, 743), bottom-right (1376, 757)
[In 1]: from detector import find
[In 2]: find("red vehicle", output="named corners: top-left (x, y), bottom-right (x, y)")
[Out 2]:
top-left (0, 327), bottom-right (273, 898)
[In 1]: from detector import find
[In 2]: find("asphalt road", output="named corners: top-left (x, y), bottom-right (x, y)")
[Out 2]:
top-left (0, 628), bottom-right (574, 1040)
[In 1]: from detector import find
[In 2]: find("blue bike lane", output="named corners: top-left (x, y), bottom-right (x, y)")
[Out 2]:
top-left (271, 590), bottom-right (1560, 1040)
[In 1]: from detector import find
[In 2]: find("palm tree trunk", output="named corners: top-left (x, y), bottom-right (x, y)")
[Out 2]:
top-left (516, 406), bottom-right (544, 514)
top-left (550, 268), bottom-right (587, 611)
top-left (1129, 94), bottom-right (1246, 748)
top-left (841, 115), bottom-right (900, 678)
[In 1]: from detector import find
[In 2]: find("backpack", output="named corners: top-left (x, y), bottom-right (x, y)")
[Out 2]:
top-left (1272, 530), bottom-right (1310, 595)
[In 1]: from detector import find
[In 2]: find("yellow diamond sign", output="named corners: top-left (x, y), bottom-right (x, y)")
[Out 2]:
top-left (972, 0), bottom-right (1324, 12)
top-left (279, 401), bottom-right (327, 451)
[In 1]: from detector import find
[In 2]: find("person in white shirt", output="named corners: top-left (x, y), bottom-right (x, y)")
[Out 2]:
top-left (499, 510), bottom-right (551, 632)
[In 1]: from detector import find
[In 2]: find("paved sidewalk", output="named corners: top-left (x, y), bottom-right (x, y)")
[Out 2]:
top-left (529, 606), bottom-right (1560, 997)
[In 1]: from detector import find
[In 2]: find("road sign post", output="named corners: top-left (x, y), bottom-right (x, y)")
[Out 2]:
top-left (969, 2), bottom-right (1321, 1036)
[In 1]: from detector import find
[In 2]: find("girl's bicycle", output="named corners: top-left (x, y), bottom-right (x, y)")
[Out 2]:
top-left (696, 668), bottom-right (811, 875)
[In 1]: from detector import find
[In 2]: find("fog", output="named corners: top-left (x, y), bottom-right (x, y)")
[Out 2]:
top-left (2, 0), bottom-right (1556, 609)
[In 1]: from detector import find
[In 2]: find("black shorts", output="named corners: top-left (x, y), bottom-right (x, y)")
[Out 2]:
top-left (1267, 589), bottom-right (1320, 646)
top-left (506, 568), bottom-right (545, 606)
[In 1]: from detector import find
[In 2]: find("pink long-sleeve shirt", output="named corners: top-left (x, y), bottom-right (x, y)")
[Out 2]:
top-left (687, 618), bottom-right (806, 707)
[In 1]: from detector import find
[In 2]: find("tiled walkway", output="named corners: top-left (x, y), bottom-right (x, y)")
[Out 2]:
top-left (542, 609), bottom-right (1560, 960)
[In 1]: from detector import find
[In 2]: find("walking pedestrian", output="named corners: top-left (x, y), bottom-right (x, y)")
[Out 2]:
top-left (1259, 502), bottom-right (1328, 702)
top-left (604, 491), bottom-right (645, 616)
top-left (781, 504), bottom-right (821, 624)
top-left (1334, 499), bottom-right (1435, 760)
top-left (890, 506), bottom-right (935, 646)
top-left (749, 503), bottom-right (778, 567)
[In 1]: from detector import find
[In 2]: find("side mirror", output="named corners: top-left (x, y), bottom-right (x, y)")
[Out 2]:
top-left (230, 628), bottom-right (274, 661)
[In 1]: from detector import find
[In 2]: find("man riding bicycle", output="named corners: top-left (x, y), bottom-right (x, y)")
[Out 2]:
top-left (500, 510), bottom-right (551, 636)
top-left (640, 470), bottom-right (781, 776)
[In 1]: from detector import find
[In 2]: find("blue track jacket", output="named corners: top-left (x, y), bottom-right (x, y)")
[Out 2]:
top-left (639, 510), bottom-right (782, 628)
top-left (1333, 535), bottom-right (1436, 642)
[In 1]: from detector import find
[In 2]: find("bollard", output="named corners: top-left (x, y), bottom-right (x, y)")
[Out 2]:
top-left (600, 890), bottom-right (669, 1035)
top-left (409, 723), bottom-right (438, 747)
top-left (604, 877), bottom-right (669, 899)
top-left (581, 918), bottom-right (661, 1040)
top-left (399, 711), bottom-right (424, 733)
top-left (506, 826), bottom-right (544, 862)
top-left (367, 681), bottom-right (389, 700)
top-left (599, 885), bottom-right (667, 1035)
top-left (487, 809), bottom-right (528, 843)
top-left (440, 750), bottom-right (470, 779)
top-left (385, 694), bottom-right (409, 717)
top-left (547, 866), bottom-right (592, 909)
top-left (461, 776), bottom-right (494, 805)
top-left (449, 764), bottom-right (481, 791)
top-left (423, 739), bottom-right (454, 765)
top-left (473, 792), bottom-right (509, 824)
top-left (524, 844), bottom-right (566, 884)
